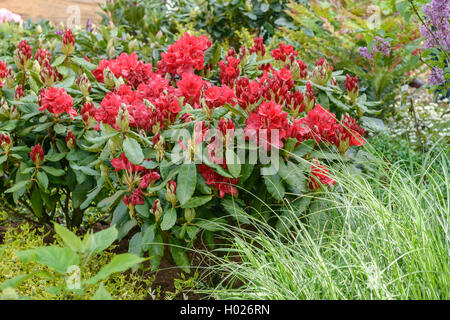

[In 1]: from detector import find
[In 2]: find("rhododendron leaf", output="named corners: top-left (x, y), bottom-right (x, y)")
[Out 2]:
top-left (169, 237), bottom-right (190, 274)
top-left (196, 175), bottom-right (212, 195)
top-left (42, 166), bottom-right (66, 177)
top-left (54, 75), bottom-right (75, 89)
top-left (292, 140), bottom-right (315, 158)
top-left (180, 195), bottom-right (213, 209)
top-left (36, 171), bottom-right (49, 192)
top-left (71, 56), bottom-right (97, 71)
top-left (111, 201), bottom-right (129, 227)
top-left (225, 149), bottom-right (241, 178)
top-left (52, 55), bottom-right (66, 67)
top-left (221, 198), bottom-right (251, 224)
top-left (263, 174), bottom-right (285, 201)
top-left (123, 138), bottom-right (144, 165)
top-left (135, 200), bottom-right (150, 219)
top-left (45, 152), bottom-right (66, 162)
top-left (160, 207), bottom-right (177, 231)
top-left (5, 180), bottom-right (28, 193)
top-left (0, 155), bottom-right (7, 165)
top-left (177, 163), bottom-right (197, 205)
top-left (53, 123), bottom-right (66, 135)
top-left (279, 160), bottom-right (307, 193)
top-left (128, 232), bottom-right (143, 259)
top-left (98, 189), bottom-right (126, 211)
top-left (32, 122), bottom-right (53, 132)
top-left (326, 91), bottom-right (351, 112)
top-left (148, 232), bottom-right (164, 270)
top-left (30, 188), bottom-right (43, 218)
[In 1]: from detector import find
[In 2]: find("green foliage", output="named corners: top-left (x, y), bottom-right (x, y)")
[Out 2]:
top-left (278, 0), bottom-right (423, 110)
top-left (0, 224), bottom-right (149, 300)
top-left (100, 0), bottom-right (297, 46)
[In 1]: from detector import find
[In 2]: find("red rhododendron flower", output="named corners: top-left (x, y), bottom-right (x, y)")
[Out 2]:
top-left (198, 164), bottom-right (239, 198)
top-left (308, 158), bottom-right (335, 191)
top-left (271, 43), bottom-right (298, 62)
top-left (0, 61), bottom-right (8, 80)
top-left (249, 36), bottom-right (266, 56)
top-left (235, 77), bottom-right (265, 111)
top-left (157, 33), bottom-right (212, 76)
top-left (204, 85), bottom-right (236, 109)
top-left (139, 171), bottom-right (161, 189)
top-left (218, 56), bottom-right (240, 87)
top-left (38, 87), bottom-right (76, 119)
top-left (331, 115), bottom-right (365, 154)
top-left (244, 101), bottom-right (290, 150)
top-left (124, 188), bottom-right (144, 206)
top-left (110, 152), bottom-right (145, 174)
top-left (93, 53), bottom-right (153, 88)
top-left (176, 72), bottom-right (204, 107)
top-left (301, 104), bottom-right (337, 143)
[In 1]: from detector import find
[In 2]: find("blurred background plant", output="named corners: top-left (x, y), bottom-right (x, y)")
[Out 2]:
top-left (276, 0), bottom-right (424, 116)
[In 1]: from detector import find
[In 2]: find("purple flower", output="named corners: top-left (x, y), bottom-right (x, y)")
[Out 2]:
top-left (420, 0), bottom-right (450, 51)
top-left (429, 67), bottom-right (445, 85)
top-left (358, 47), bottom-right (373, 59)
top-left (373, 36), bottom-right (391, 57)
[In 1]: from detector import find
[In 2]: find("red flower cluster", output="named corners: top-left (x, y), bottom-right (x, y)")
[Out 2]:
top-left (249, 36), bottom-right (266, 57)
top-left (204, 85), bottom-right (236, 109)
top-left (96, 76), bottom-right (180, 133)
top-left (198, 164), bottom-right (239, 198)
top-left (271, 43), bottom-right (298, 62)
top-left (218, 55), bottom-right (240, 87)
top-left (35, 48), bottom-right (51, 66)
top-left (235, 77), bottom-right (265, 111)
top-left (62, 29), bottom-right (75, 56)
top-left (111, 153), bottom-right (161, 207)
top-left (308, 158), bottom-right (336, 191)
top-left (244, 101), bottom-right (290, 150)
top-left (0, 61), bottom-right (8, 80)
top-left (176, 72), bottom-right (205, 107)
top-left (0, 133), bottom-right (11, 152)
top-left (157, 33), bottom-right (212, 76)
top-left (345, 74), bottom-right (358, 93)
top-left (15, 85), bottom-right (24, 100)
top-left (38, 87), bottom-right (77, 119)
top-left (15, 40), bottom-right (32, 69)
top-left (94, 53), bottom-right (153, 88)
top-left (30, 143), bottom-right (44, 166)
top-left (331, 115), bottom-right (365, 154)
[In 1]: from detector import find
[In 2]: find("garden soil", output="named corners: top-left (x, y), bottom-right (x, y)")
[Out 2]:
top-left (0, 0), bottom-right (104, 25)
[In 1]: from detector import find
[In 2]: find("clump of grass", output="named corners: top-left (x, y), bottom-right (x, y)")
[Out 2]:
top-left (197, 147), bottom-right (449, 300)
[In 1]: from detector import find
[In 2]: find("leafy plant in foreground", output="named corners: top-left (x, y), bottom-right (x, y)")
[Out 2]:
top-left (0, 224), bottom-right (145, 300)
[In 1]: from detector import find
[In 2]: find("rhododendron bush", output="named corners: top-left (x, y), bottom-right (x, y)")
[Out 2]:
top-left (0, 31), bottom-right (374, 271)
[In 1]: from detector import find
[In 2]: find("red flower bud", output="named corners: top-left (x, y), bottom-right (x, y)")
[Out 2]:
top-left (30, 143), bottom-right (44, 166)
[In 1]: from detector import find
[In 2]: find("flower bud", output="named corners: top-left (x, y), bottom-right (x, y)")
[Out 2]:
top-left (116, 103), bottom-right (130, 132)
top-left (184, 208), bottom-right (196, 223)
top-left (32, 60), bottom-right (41, 74)
top-left (36, 25), bottom-right (43, 34)
top-left (128, 39), bottom-right (139, 53)
top-left (62, 29), bottom-right (75, 56)
top-left (5, 68), bottom-right (15, 88)
top-left (40, 61), bottom-right (59, 87)
top-left (10, 106), bottom-right (20, 120)
top-left (66, 131), bottom-right (76, 150)
top-left (304, 82), bottom-right (316, 113)
top-left (153, 134), bottom-right (166, 162)
top-left (1, 100), bottom-right (9, 115)
top-left (103, 67), bottom-right (115, 89)
top-left (165, 180), bottom-right (177, 206)
top-left (345, 74), bottom-right (359, 104)
top-left (0, 133), bottom-right (12, 154)
top-left (76, 73), bottom-right (91, 97)
top-left (30, 143), bottom-right (44, 167)
top-left (311, 57), bottom-right (332, 86)
top-left (14, 85), bottom-right (24, 100)
top-left (152, 199), bottom-right (163, 222)
top-left (14, 40), bottom-right (32, 71)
